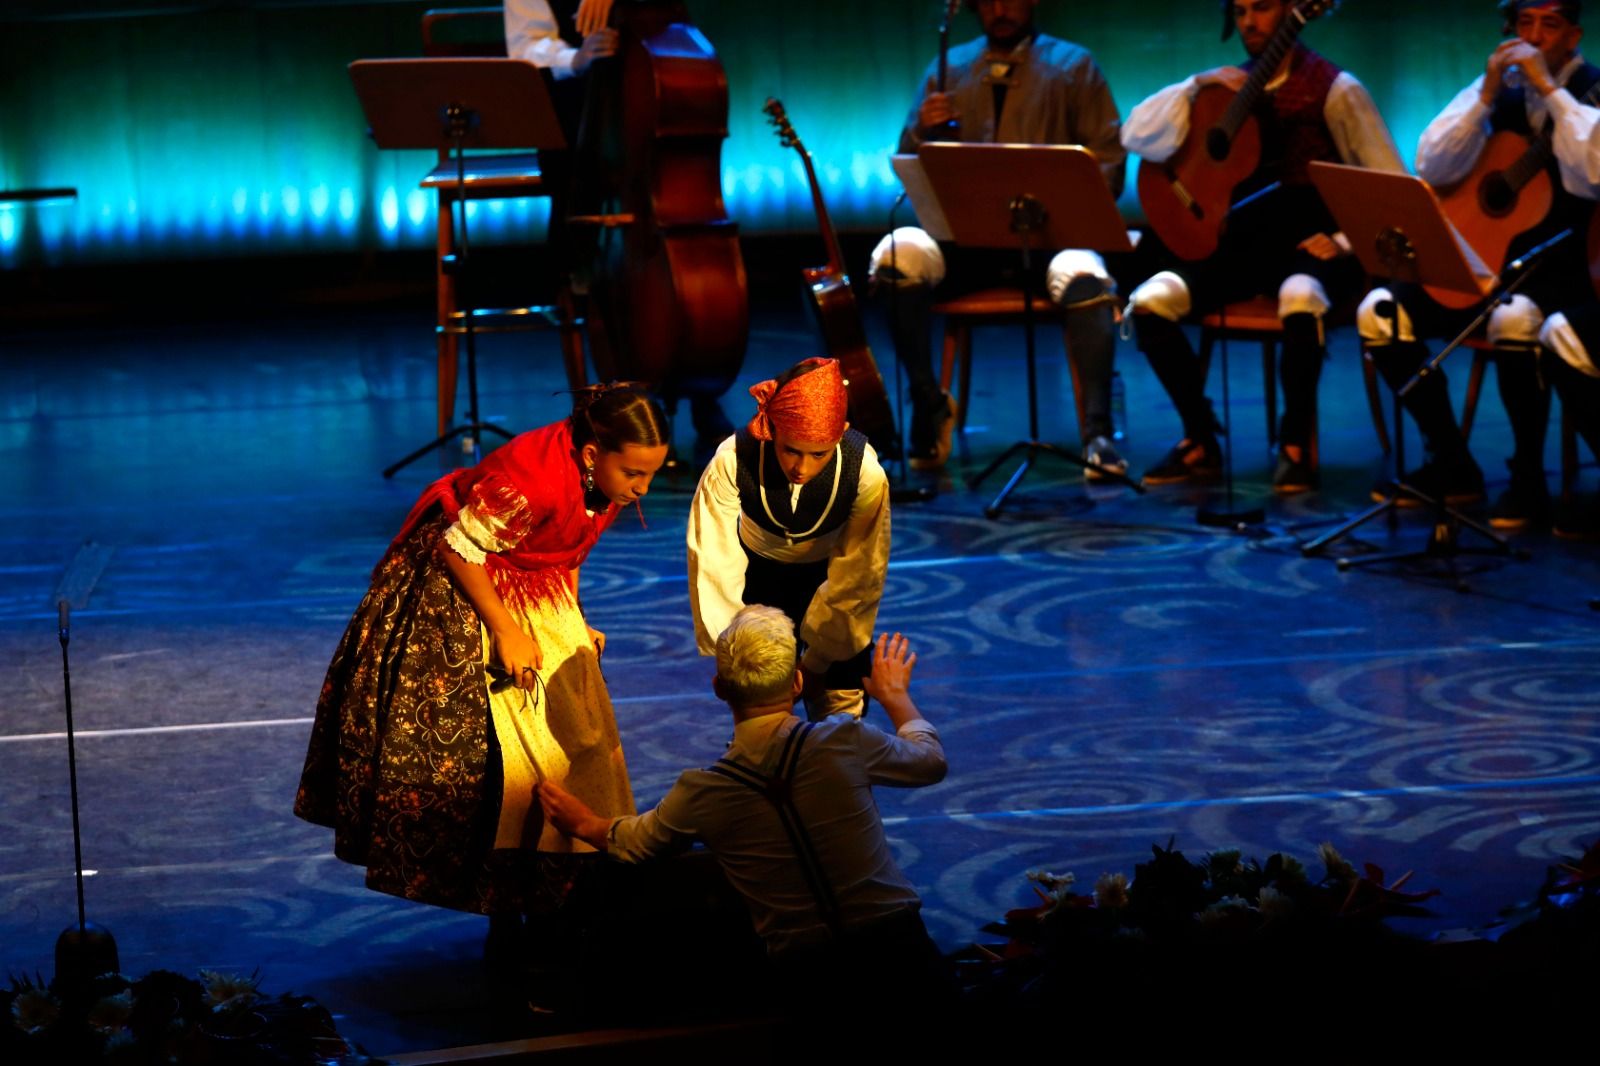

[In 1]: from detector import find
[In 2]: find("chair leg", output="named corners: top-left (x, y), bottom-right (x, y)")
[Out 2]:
top-left (956, 325), bottom-right (974, 431)
top-left (1062, 322), bottom-right (1088, 438)
top-left (1362, 351), bottom-right (1391, 454)
top-left (938, 320), bottom-right (959, 394)
top-left (1561, 397), bottom-right (1578, 503)
top-left (1459, 348), bottom-right (1489, 442)
top-left (1263, 339), bottom-right (1278, 453)
top-left (436, 192), bottom-right (458, 436)
top-left (557, 288), bottom-right (589, 392)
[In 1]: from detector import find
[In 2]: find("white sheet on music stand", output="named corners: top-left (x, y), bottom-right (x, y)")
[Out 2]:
top-left (890, 154), bottom-right (953, 242)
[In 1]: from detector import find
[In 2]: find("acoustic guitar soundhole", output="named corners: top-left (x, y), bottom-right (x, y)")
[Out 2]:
top-left (1479, 172), bottom-right (1515, 217)
top-left (1205, 126), bottom-right (1232, 163)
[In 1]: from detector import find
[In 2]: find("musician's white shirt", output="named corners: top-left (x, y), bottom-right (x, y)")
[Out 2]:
top-left (1417, 55), bottom-right (1600, 202)
top-left (504, 0), bottom-right (581, 78)
top-left (1121, 67), bottom-right (1404, 175)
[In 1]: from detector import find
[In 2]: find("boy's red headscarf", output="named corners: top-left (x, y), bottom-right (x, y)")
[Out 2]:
top-left (746, 358), bottom-right (849, 443)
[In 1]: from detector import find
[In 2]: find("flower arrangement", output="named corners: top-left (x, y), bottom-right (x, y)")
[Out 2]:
top-left (990, 838), bottom-right (1440, 953)
top-left (960, 837), bottom-right (1600, 1046)
top-left (0, 967), bottom-right (372, 1065)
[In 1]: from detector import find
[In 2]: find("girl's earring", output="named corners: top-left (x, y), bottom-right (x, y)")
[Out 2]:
top-left (585, 465), bottom-right (595, 494)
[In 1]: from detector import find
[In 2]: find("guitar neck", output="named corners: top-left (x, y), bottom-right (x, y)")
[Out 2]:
top-left (798, 147), bottom-right (847, 276)
top-left (1218, 9), bottom-right (1310, 139)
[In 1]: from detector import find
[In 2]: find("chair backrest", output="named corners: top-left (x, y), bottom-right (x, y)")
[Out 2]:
top-left (421, 6), bottom-right (508, 57)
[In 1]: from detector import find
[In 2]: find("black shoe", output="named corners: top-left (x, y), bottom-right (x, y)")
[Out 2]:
top-left (1374, 458), bottom-right (1485, 508)
top-left (1553, 494), bottom-right (1600, 541)
top-left (1489, 470), bottom-right (1551, 531)
top-left (1272, 450), bottom-right (1318, 495)
top-left (1142, 437), bottom-right (1222, 485)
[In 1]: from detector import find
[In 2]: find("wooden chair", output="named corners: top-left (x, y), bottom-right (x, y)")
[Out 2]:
top-left (420, 8), bottom-right (586, 436)
top-left (1363, 337), bottom-right (1579, 501)
top-left (1194, 295), bottom-right (1344, 469)
top-left (933, 287), bottom-right (1089, 440)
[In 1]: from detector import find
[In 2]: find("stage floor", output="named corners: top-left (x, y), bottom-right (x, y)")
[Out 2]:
top-left (3, 300), bottom-right (1598, 1054)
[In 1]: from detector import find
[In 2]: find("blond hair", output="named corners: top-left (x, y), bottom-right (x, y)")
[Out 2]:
top-left (715, 605), bottom-right (797, 706)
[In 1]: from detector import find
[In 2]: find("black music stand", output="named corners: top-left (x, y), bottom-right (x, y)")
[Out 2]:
top-left (1299, 162), bottom-right (1524, 588)
top-left (349, 59), bottom-right (566, 476)
top-left (917, 143), bottom-right (1142, 518)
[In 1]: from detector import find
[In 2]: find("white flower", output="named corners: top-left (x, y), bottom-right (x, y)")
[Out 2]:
top-left (11, 988), bottom-right (60, 1034)
top-left (1094, 872), bottom-right (1130, 909)
top-left (199, 969), bottom-right (260, 1011)
top-left (1257, 885), bottom-right (1295, 920)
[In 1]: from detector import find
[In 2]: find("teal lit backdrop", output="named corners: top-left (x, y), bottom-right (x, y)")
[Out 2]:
top-left (1, 1), bottom-right (1500, 269)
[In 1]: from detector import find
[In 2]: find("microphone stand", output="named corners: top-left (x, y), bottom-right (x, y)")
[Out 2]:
top-left (54, 601), bottom-right (119, 995)
top-left (884, 191), bottom-right (938, 504)
top-left (1300, 229), bottom-right (1561, 584)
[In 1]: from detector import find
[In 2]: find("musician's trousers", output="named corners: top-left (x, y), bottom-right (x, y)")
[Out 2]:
top-left (1122, 185), bottom-right (1363, 452)
top-left (874, 240), bottom-right (1116, 453)
top-left (1358, 225), bottom-right (1594, 484)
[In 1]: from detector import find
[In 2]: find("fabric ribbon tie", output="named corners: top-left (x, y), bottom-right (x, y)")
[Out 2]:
top-left (746, 358), bottom-right (850, 443)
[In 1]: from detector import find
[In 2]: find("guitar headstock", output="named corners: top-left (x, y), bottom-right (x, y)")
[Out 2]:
top-left (763, 97), bottom-right (802, 152)
top-left (1295, 0), bottom-right (1341, 24)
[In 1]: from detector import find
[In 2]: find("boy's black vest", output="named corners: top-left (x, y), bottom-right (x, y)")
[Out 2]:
top-left (734, 427), bottom-right (867, 544)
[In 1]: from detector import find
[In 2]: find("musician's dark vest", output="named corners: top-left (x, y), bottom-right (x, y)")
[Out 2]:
top-left (1242, 44), bottom-right (1341, 190)
top-left (1491, 60), bottom-right (1600, 242)
top-left (734, 427), bottom-right (866, 544)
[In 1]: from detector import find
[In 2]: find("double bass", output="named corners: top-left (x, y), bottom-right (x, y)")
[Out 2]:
top-left (571, 1), bottom-right (748, 408)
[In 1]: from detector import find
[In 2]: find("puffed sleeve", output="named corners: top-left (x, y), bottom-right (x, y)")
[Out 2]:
top-left (442, 473), bottom-right (548, 564)
top-left (1415, 79), bottom-right (1494, 186)
top-left (1324, 74), bottom-right (1405, 174)
top-left (1546, 88), bottom-right (1600, 199)
top-left (798, 447), bottom-right (890, 675)
top-left (686, 436), bottom-right (748, 656)
top-left (503, 0), bottom-right (580, 79)
top-left (1121, 76), bottom-right (1200, 165)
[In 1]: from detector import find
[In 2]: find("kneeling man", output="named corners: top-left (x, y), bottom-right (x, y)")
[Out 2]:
top-left (538, 606), bottom-right (948, 990)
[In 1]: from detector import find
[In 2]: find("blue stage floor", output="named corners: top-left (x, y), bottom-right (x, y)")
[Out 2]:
top-left (3, 302), bottom-right (1598, 1053)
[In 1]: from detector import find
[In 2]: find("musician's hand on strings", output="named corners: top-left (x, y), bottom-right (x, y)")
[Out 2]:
top-left (574, 0), bottom-right (614, 37)
top-left (574, 27), bottom-right (619, 75)
top-left (1298, 232), bottom-right (1343, 261)
top-left (1193, 66), bottom-right (1248, 93)
top-left (918, 92), bottom-right (958, 133)
top-left (491, 625), bottom-right (543, 691)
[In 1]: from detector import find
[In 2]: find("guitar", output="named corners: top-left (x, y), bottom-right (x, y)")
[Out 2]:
top-left (1137, 0), bottom-right (1341, 262)
top-left (762, 98), bottom-right (897, 451)
top-left (1430, 78), bottom-right (1600, 309)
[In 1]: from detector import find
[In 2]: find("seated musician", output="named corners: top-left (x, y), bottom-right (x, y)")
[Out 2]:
top-left (869, 0), bottom-right (1129, 477)
top-left (687, 358), bottom-right (890, 721)
top-left (1122, 0), bottom-right (1404, 493)
top-left (1359, 0), bottom-right (1597, 529)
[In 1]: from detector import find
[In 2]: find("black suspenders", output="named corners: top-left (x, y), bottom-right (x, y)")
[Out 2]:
top-left (705, 721), bottom-right (844, 938)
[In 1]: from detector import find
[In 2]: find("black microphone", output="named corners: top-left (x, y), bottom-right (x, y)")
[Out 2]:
top-left (58, 600), bottom-right (70, 647)
top-left (1508, 228), bottom-right (1574, 273)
